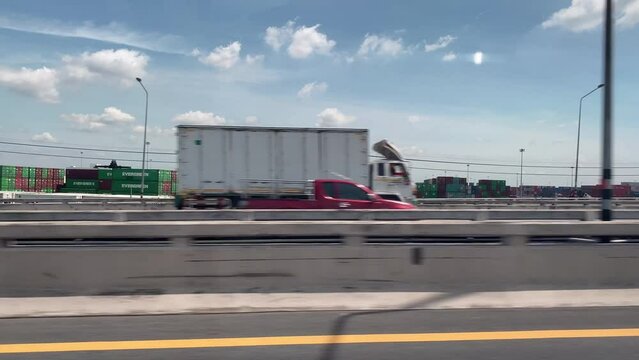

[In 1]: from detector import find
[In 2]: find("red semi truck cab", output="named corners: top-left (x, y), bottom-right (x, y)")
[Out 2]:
top-left (244, 179), bottom-right (415, 210)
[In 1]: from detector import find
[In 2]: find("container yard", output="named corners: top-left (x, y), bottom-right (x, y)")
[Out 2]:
top-left (1, 164), bottom-right (176, 196)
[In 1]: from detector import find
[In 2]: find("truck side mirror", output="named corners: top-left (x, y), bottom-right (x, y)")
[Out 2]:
top-left (368, 193), bottom-right (377, 202)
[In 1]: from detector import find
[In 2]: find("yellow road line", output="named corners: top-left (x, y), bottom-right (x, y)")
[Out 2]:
top-left (1, 328), bottom-right (639, 354)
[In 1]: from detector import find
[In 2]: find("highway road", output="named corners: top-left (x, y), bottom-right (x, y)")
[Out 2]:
top-left (2, 307), bottom-right (639, 359)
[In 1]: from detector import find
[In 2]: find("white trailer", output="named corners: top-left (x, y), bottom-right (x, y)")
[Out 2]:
top-left (177, 125), bottom-right (369, 206)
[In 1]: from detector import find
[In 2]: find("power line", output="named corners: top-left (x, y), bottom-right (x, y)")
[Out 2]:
top-left (372, 155), bottom-right (639, 169)
top-left (411, 166), bottom-right (639, 177)
top-left (0, 149), bottom-right (177, 164)
top-left (0, 141), bottom-right (176, 155)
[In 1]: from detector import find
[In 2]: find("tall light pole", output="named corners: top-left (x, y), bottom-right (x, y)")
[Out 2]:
top-left (575, 83), bottom-right (604, 189)
top-left (80, 151), bottom-right (83, 168)
top-left (601, 0), bottom-right (614, 222)
top-left (519, 148), bottom-right (525, 197)
top-left (136, 77), bottom-right (149, 199)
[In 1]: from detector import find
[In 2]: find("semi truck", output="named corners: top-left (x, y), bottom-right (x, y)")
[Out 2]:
top-left (175, 125), bottom-right (413, 209)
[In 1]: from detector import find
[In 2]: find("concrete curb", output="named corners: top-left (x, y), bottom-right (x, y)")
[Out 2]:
top-left (2, 289), bottom-right (639, 318)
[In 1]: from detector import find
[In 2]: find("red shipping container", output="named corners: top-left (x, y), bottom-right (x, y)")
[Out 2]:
top-left (66, 169), bottom-right (98, 180)
top-left (15, 167), bottom-right (23, 178)
top-left (35, 168), bottom-right (43, 178)
top-left (171, 171), bottom-right (177, 181)
top-left (162, 182), bottom-right (171, 193)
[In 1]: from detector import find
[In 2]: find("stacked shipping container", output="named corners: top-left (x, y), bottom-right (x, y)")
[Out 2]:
top-left (475, 180), bottom-right (508, 198)
top-left (417, 177), bottom-right (468, 198)
top-left (0, 165), bottom-right (64, 192)
top-left (60, 168), bottom-right (177, 196)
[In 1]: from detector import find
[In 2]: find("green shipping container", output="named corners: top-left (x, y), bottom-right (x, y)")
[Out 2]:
top-left (98, 169), bottom-right (113, 180)
top-left (159, 170), bottom-right (172, 182)
top-left (112, 169), bottom-right (160, 182)
top-left (41, 168), bottom-right (49, 178)
top-left (66, 179), bottom-right (99, 188)
top-left (58, 169), bottom-right (65, 178)
top-left (28, 167), bottom-right (36, 179)
top-left (59, 187), bottom-right (97, 194)
top-left (1, 178), bottom-right (16, 191)
top-left (111, 181), bottom-right (160, 195)
top-left (1, 165), bottom-right (17, 178)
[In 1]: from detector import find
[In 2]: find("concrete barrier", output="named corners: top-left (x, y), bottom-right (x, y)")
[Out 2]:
top-left (3, 209), bottom-right (639, 222)
top-left (2, 220), bottom-right (639, 297)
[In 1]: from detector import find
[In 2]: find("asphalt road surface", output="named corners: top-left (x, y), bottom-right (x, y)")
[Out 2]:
top-left (2, 307), bottom-right (639, 359)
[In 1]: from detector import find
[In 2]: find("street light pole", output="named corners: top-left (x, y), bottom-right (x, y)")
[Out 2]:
top-left (575, 83), bottom-right (604, 189)
top-left (601, 0), bottom-right (614, 222)
top-left (519, 148), bottom-right (525, 197)
top-left (136, 77), bottom-right (149, 199)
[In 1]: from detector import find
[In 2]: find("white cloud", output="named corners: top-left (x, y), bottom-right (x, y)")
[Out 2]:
top-left (297, 81), bottom-right (328, 98)
top-left (408, 115), bottom-right (427, 124)
top-left (542, 0), bottom-right (639, 32)
top-left (245, 116), bottom-right (259, 124)
top-left (473, 51), bottom-right (484, 65)
top-left (245, 54), bottom-right (264, 65)
top-left (0, 15), bottom-right (185, 54)
top-left (62, 49), bottom-right (148, 86)
top-left (317, 108), bottom-right (355, 127)
top-left (101, 106), bottom-right (135, 123)
top-left (132, 125), bottom-right (174, 136)
top-left (264, 21), bottom-right (295, 51)
top-left (265, 21), bottom-right (335, 59)
top-left (399, 145), bottom-right (425, 157)
top-left (357, 34), bottom-right (404, 57)
top-left (62, 106), bottom-right (135, 131)
top-left (620, 0), bottom-right (639, 27)
top-left (173, 111), bottom-right (226, 125)
top-left (0, 66), bottom-right (59, 103)
top-left (288, 25), bottom-right (336, 59)
top-left (198, 41), bottom-right (242, 70)
top-left (442, 52), bottom-right (457, 62)
top-left (32, 132), bottom-right (57, 143)
top-left (424, 35), bottom-right (456, 52)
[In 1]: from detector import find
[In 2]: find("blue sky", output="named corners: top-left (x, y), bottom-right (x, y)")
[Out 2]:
top-left (1, 0), bottom-right (638, 186)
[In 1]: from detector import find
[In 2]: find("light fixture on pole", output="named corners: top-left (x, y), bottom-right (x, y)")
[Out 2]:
top-left (575, 83), bottom-right (604, 190)
top-left (519, 148), bottom-right (525, 197)
top-left (136, 77), bottom-right (149, 199)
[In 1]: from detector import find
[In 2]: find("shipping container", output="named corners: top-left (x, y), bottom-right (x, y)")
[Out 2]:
top-left (112, 169), bottom-right (160, 182)
top-left (66, 179), bottom-right (99, 188)
top-left (1, 178), bottom-right (16, 191)
top-left (0, 165), bottom-right (17, 178)
top-left (98, 169), bottom-right (113, 180)
top-left (66, 169), bottom-right (99, 180)
top-left (110, 181), bottom-right (160, 195)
